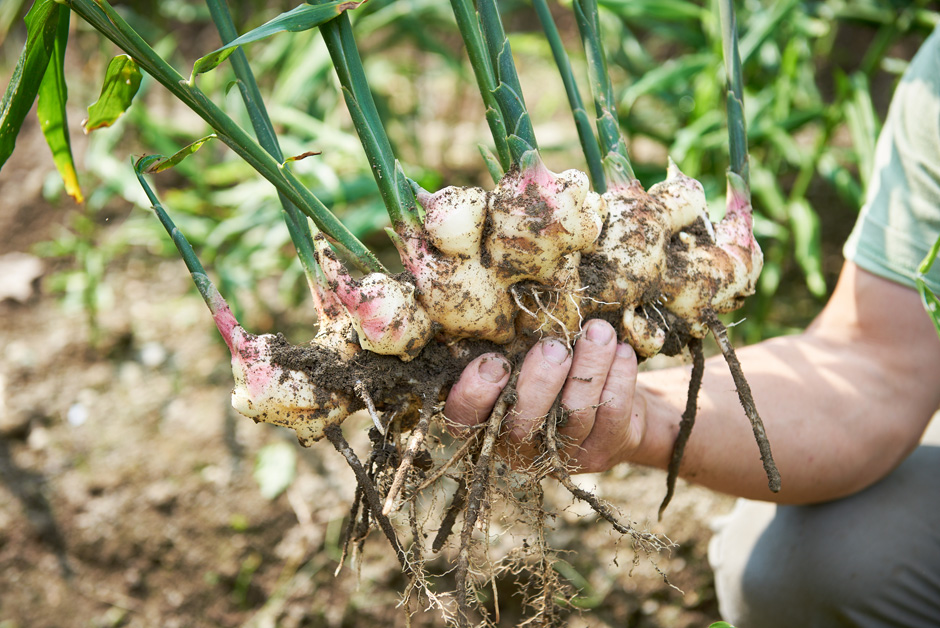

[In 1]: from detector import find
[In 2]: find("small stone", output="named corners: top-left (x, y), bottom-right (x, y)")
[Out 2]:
top-left (27, 425), bottom-right (50, 450)
top-left (67, 402), bottom-right (88, 427)
top-left (0, 252), bottom-right (42, 303)
top-left (139, 341), bottom-right (167, 368)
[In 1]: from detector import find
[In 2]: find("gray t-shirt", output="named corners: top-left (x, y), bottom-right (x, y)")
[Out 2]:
top-left (844, 26), bottom-right (940, 295)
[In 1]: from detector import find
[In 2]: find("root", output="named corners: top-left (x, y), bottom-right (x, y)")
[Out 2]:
top-left (356, 379), bottom-right (385, 434)
top-left (408, 498), bottom-right (424, 567)
top-left (432, 477), bottom-right (468, 553)
top-left (532, 290), bottom-right (574, 347)
top-left (335, 484), bottom-right (364, 576)
top-left (456, 371), bottom-right (518, 627)
top-left (544, 403), bottom-right (667, 554)
top-left (705, 310), bottom-right (782, 493)
top-left (659, 336), bottom-right (704, 519)
top-left (511, 285), bottom-right (541, 322)
top-left (324, 424), bottom-right (413, 575)
top-left (416, 431), bottom-right (481, 494)
top-left (383, 385), bottom-right (441, 515)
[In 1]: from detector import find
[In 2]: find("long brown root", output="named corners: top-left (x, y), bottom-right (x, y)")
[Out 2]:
top-left (432, 477), bottom-right (469, 554)
top-left (544, 401), bottom-right (667, 554)
top-left (705, 310), bottom-right (781, 493)
top-left (324, 424), bottom-right (413, 574)
top-left (659, 336), bottom-right (705, 519)
top-left (455, 372), bottom-right (517, 627)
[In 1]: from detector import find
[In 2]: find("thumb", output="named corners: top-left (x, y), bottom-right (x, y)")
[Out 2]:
top-left (443, 353), bottom-right (511, 434)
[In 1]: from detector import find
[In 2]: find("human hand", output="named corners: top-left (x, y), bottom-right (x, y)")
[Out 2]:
top-left (443, 319), bottom-right (646, 473)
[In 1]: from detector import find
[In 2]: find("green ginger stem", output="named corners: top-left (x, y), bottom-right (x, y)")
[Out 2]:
top-left (718, 0), bottom-right (750, 184)
top-left (61, 0), bottom-right (383, 274)
top-left (476, 0), bottom-right (538, 163)
top-left (205, 0), bottom-right (319, 278)
top-left (317, 7), bottom-right (420, 229)
top-left (449, 0), bottom-right (512, 172)
top-left (572, 0), bottom-right (635, 185)
top-left (532, 0), bottom-right (605, 192)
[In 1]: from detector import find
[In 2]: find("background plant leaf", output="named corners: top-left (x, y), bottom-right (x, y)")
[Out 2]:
top-left (37, 8), bottom-right (82, 202)
top-left (83, 54), bottom-right (142, 133)
top-left (840, 72), bottom-right (880, 192)
top-left (917, 233), bottom-right (940, 340)
top-left (253, 441), bottom-right (297, 500)
top-left (142, 135), bottom-right (218, 174)
top-left (596, 0), bottom-right (705, 22)
top-left (192, 0), bottom-right (364, 77)
top-left (0, 0), bottom-right (61, 170)
top-left (788, 199), bottom-right (826, 298)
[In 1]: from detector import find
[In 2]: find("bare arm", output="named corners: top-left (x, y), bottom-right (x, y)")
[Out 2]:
top-left (445, 262), bottom-right (940, 504)
top-left (638, 262), bottom-right (940, 502)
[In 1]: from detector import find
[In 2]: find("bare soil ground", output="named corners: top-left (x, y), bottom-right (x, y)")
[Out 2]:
top-left (0, 131), bottom-right (734, 628)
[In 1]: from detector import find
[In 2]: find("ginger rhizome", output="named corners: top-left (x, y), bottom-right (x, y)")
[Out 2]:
top-left (211, 150), bottom-right (762, 446)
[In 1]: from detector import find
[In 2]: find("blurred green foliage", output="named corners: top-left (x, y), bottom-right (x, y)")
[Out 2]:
top-left (587, 0), bottom-right (938, 339)
top-left (4, 0), bottom-right (939, 341)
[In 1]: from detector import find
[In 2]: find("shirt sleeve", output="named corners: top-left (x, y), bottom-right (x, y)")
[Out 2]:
top-left (843, 26), bottom-right (940, 295)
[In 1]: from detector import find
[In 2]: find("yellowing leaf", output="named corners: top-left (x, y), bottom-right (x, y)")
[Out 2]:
top-left (0, 0), bottom-right (62, 170)
top-left (37, 9), bottom-right (82, 202)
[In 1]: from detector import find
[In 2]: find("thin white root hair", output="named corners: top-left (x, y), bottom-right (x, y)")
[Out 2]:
top-left (533, 290), bottom-right (572, 348)
top-left (511, 285), bottom-right (541, 321)
top-left (356, 379), bottom-right (385, 435)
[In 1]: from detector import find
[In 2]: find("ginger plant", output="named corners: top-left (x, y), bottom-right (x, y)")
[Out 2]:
top-left (2, 0), bottom-right (779, 624)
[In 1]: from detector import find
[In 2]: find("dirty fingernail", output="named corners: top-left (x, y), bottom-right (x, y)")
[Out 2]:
top-left (479, 356), bottom-right (509, 383)
top-left (585, 320), bottom-right (614, 345)
top-left (541, 339), bottom-right (569, 364)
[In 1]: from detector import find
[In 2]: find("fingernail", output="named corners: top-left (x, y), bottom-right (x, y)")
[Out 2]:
top-left (585, 320), bottom-right (614, 345)
top-left (541, 339), bottom-right (569, 364)
top-left (616, 342), bottom-right (635, 358)
top-left (479, 356), bottom-right (509, 383)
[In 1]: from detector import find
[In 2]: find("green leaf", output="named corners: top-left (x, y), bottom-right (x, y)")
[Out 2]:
top-left (708, 623), bottom-right (736, 628)
top-left (37, 8), bottom-right (82, 202)
top-left (83, 55), bottom-right (142, 132)
top-left (917, 233), bottom-right (940, 340)
top-left (142, 135), bottom-right (218, 173)
top-left (253, 442), bottom-right (297, 500)
top-left (192, 0), bottom-right (364, 78)
top-left (788, 199), bottom-right (826, 297)
top-left (596, 0), bottom-right (706, 22)
top-left (737, 0), bottom-right (800, 66)
top-left (0, 0), bottom-right (62, 170)
top-left (478, 144), bottom-right (504, 184)
top-left (841, 72), bottom-right (879, 192)
top-left (620, 54), bottom-right (711, 109)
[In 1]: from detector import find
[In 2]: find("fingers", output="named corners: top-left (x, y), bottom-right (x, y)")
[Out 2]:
top-left (505, 319), bottom-right (639, 473)
top-left (444, 353), bottom-right (511, 433)
top-left (556, 320), bottom-right (618, 445)
top-left (506, 337), bottom-right (572, 458)
top-left (570, 342), bottom-right (641, 472)
top-left (444, 319), bottom-right (641, 475)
